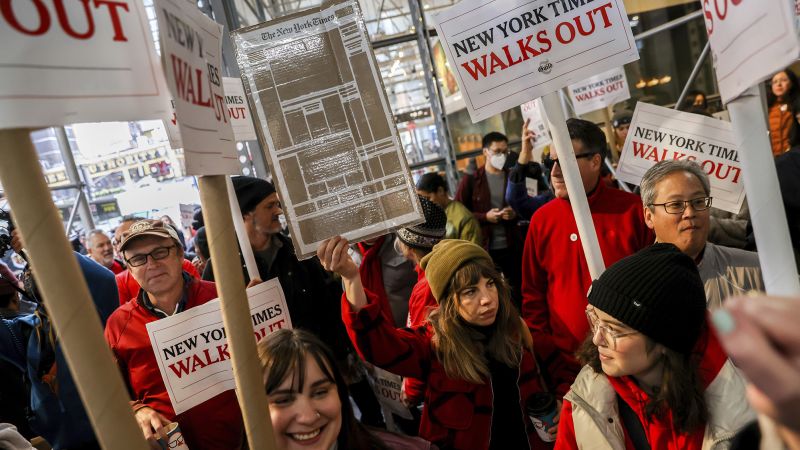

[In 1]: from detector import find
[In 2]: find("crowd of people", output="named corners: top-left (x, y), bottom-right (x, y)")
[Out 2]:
top-left (1, 75), bottom-right (799, 450)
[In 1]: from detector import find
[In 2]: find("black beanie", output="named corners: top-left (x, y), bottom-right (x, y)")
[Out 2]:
top-left (232, 176), bottom-right (276, 215)
top-left (397, 196), bottom-right (447, 249)
top-left (588, 243), bottom-right (707, 354)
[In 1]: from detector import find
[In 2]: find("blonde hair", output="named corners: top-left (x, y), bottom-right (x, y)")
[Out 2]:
top-left (428, 259), bottom-right (523, 384)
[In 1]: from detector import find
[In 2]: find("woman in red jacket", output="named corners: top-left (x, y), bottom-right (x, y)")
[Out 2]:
top-left (556, 244), bottom-right (754, 450)
top-left (318, 237), bottom-right (555, 450)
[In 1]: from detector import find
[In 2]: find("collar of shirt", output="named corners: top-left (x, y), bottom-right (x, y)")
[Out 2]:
top-left (138, 272), bottom-right (190, 319)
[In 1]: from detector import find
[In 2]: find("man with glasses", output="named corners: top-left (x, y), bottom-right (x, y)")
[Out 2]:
top-left (521, 118), bottom-right (653, 396)
top-left (104, 219), bottom-right (244, 449)
top-left (455, 131), bottom-right (525, 307)
top-left (640, 160), bottom-right (763, 308)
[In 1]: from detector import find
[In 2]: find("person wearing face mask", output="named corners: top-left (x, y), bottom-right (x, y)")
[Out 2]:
top-left (319, 237), bottom-right (554, 450)
top-left (557, 243), bottom-right (755, 450)
top-left (258, 328), bottom-right (435, 450)
top-left (455, 132), bottom-right (525, 308)
top-left (521, 118), bottom-right (653, 398)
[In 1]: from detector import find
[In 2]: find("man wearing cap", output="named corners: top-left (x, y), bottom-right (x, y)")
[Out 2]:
top-left (521, 118), bottom-right (653, 395)
top-left (640, 160), bottom-right (763, 309)
top-left (104, 220), bottom-right (243, 450)
top-left (416, 172), bottom-right (482, 245)
top-left (114, 216), bottom-right (200, 305)
top-left (85, 229), bottom-right (125, 274)
top-left (611, 109), bottom-right (633, 157)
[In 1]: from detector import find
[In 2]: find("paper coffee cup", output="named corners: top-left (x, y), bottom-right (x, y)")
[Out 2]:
top-left (529, 415), bottom-right (557, 442)
top-left (159, 422), bottom-right (190, 450)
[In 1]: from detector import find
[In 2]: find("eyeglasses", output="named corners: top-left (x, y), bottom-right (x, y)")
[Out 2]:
top-left (649, 196), bottom-right (712, 214)
top-left (585, 307), bottom-right (638, 351)
top-left (543, 152), bottom-right (597, 170)
top-left (125, 245), bottom-right (176, 267)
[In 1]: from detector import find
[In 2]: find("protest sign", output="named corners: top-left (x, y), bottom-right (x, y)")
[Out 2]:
top-left (431, 0), bottom-right (638, 122)
top-left (520, 98), bottom-right (551, 160)
top-left (154, 0), bottom-right (239, 175)
top-left (567, 67), bottom-right (630, 116)
top-left (0, 0), bottom-right (171, 128)
top-left (703, 0), bottom-right (799, 103)
top-left (165, 100), bottom-right (183, 149)
top-left (232, 0), bottom-right (423, 259)
top-left (616, 102), bottom-right (744, 214)
top-left (371, 367), bottom-right (412, 420)
top-left (146, 278), bottom-right (291, 414)
top-left (223, 77), bottom-right (258, 141)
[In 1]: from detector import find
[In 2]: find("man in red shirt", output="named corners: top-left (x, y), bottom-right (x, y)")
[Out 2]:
top-left (85, 229), bottom-right (125, 274)
top-left (104, 219), bottom-right (243, 450)
top-left (521, 119), bottom-right (654, 395)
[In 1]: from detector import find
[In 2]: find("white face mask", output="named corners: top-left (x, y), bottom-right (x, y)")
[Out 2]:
top-left (489, 153), bottom-right (507, 170)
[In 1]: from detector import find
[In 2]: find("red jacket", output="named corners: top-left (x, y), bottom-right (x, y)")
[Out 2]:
top-left (521, 182), bottom-right (653, 394)
top-left (455, 166), bottom-right (523, 249)
top-left (104, 277), bottom-right (243, 450)
top-left (116, 259), bottom-right (200, 305)
top-left (556, 327), bottom-right (735, 450)
top-left (403, 267), bottom-right (438, 405)
top-left (342, 289), bottom-right (551, 450)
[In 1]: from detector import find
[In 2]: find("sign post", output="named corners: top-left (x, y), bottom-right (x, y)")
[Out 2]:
top-left (541, 92), bottom-right (605, 279)
top-left (0, 129), bottom-right (149, 450)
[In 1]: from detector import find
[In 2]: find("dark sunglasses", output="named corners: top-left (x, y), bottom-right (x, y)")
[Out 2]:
top-left (543, 152), bottom-right (598, 170)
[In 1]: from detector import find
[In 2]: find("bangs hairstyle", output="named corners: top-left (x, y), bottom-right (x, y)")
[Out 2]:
top-left (258, 329), bottom-right (388, 450)
top-left (429, 258), bottom-right (523, 384)
top-left (575, 328), bottom-right (708, 433)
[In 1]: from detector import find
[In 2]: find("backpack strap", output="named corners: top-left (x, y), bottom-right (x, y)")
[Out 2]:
top-left (617, 395), bottom-right (651, 450)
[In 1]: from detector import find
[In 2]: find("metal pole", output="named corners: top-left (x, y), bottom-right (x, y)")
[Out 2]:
top-left (674, 41), bottom-right (711, 110)
top-left (407, 0), bottom-right (459, 192)
top-left (604, 157), bottom-right (631, 193)
top-left (633, 10), bottom-right (703, 42)
top-left (65, 191), bottom-right (83, 234)
top-left (55, 127), bottom-right (95, 231)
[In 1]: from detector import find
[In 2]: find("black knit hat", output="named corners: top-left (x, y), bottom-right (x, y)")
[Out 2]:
top-left (587, 243), bottom-right (707, 354)
top-left (397, 196), bottom-right (447, 249)
top-left (232, 176), bottom-right (276, 215)
top-left (612, 109), bottom-right (633, 128)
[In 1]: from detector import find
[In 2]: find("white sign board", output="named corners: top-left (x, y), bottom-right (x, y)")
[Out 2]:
top-left (567, 67), bottom-right (630, 116)
top-left (520, 98), bottom-right (551, 160)
top-left (0, 0), bottom-right (171, 128)
top-left (703, 0), bottom-right (799, 103)
top-left (431, 0), bottom-right (638, 122)
top-left (146, 278), bottom-right (291, 414)
top-left (154, 0), bottom-right (239, 175)
top-left (223, 77), bottom-right (258, 142)
top-left (616, 102), bottom-right (744, 214)
top-left (371, 367), bottom-right (412, 420)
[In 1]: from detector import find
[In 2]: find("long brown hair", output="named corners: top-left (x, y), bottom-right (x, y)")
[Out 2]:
top-left (575, 329), bottom-right (709, 433)
top-left (428, 258), bottom-right (523, 384)
top-left (258, 329), bottom-right (388, 450)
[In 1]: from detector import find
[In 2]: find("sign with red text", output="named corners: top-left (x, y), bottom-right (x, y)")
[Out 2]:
top-left (0, 0), bottom-right (171, 128)
top-left (372, 368), bottom-right (412, 420)
top-left (431, 0), bottom-right (638, 122)
top-left (146, 278), bottom-right (291, 414)
top-left (567, 67), bottom-right (630, 116)
top-left (520, 98), bottom-right (551, 160)
top-left (154, 0), bottom-right (239, 175)
top-left (617, 102), bottom-right (744, 214)
top-left (222, 77), bottom-right (257, 141)
top-left (703, 0), bottom-right (799, 103)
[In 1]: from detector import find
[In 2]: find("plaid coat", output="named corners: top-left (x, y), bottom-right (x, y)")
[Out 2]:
top-left (342, 289), bottom-right (553, 450)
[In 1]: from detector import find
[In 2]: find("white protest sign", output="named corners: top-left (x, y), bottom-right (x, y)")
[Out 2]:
top-left (372, 367), bottom-right (412, 420)
top-left (154, 0), bottom-right (239, 175)
top-left (567, 67), bottom-right (630, 116)
top-left (520, 98), bottom-right (551, 160)
top-left (223, 77), bottom-right (258, 142)
top-left (165, 100), bottom-right (183, 149)
top-left (616, 102), bottom-right (744, 214)
top-left (0, 0), bottom-right (171, 128)
top-left (431, 0), bottom-right (638, 122)
top-left (146, 278), bottom-right (291, 414)
top-left (703, 0), bottom-right (799, 103)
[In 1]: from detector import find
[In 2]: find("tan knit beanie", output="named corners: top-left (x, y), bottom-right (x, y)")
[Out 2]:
top-left (419, 239), bottom-right (494, 302)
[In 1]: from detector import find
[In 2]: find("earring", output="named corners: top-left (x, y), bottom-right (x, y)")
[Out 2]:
top-left (316, 412), bottom-right (321, 419)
